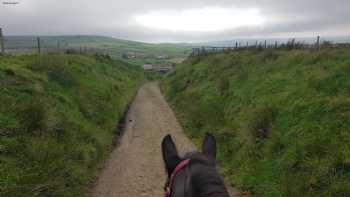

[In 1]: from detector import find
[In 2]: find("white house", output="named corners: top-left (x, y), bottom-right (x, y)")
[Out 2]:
top-left (143, 64), bottom-right (153, 70)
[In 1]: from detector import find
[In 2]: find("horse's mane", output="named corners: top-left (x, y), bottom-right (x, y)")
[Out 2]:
top-left (185, 153), bottom-right (229, 197)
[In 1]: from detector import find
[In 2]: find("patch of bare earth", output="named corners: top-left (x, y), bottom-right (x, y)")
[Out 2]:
top-left (89, 82), bottom-right (242, 197)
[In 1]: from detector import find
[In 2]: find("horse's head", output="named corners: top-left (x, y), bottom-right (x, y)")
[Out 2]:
top-left (162, 133), bottom-right (230, 197)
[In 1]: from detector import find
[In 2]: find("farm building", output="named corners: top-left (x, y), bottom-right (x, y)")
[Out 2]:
top-left (143, 63), bottom-right (175, 74)
top-left (143, 64), bottom-right (153, 70)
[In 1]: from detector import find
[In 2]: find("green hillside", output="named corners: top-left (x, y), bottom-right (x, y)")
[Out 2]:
top-left (4, 35), bottom-right (190, 65)
top-left (0, 54), bottom-right (144, 196)
top-left (161, 49), bottom-right (350, 196)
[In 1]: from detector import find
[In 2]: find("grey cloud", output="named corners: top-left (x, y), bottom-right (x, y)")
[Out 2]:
top-left (0, 0), bottom-right (349, 42)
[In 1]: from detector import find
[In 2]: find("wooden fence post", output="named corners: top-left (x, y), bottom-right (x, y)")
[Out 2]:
top-left (37, 37), bottom-right (41, 54)
top-left (316, 36), bottom-right (320, 51)
top-left (0, 28), bottom-right (5, 55)
top-left (57, 40), bottom-right (60, 51)
top-left (246, 41), bottom-right (249, 49)
top-left (264, 40), bottom-right (267, 49)
top-left (275, 41), bottom-right (278, 49)
top-left (291, 38), bottom-right (295, 49)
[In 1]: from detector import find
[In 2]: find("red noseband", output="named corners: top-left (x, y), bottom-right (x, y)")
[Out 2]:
top-left (164, 159), bottom-right (190, 197)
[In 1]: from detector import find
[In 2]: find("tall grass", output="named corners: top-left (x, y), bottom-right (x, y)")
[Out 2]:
top-left (0, 54), bottom-right (144, 196)
top-left (161, 48), bottom-right (350, 196)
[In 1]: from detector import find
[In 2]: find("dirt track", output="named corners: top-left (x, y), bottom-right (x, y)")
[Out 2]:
top-left (90, 82), bottom-right (239, 197)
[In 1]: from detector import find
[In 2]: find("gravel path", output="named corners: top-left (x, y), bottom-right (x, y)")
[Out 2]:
top-left (90, 82), bottom-right (240, 197)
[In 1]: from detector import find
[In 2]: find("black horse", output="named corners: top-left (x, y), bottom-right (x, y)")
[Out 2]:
top-left (162, 133), bottom-right (230, 197)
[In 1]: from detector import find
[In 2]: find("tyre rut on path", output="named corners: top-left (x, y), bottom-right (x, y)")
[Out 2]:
top-left (90, 82), bottom-right (240, 197)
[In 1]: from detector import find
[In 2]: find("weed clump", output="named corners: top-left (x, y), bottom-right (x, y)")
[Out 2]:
top-left (19, 97), bottom-right (57, 136)
top-left (29, 55), bottom-right (77, 87)
top-left (244, 105), bottom-right (275, 145)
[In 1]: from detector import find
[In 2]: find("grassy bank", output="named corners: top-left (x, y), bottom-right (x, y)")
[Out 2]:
top-left (161, 49), bottom-right (350, 196)
top-left (0, 54), bottom-right (144, 196)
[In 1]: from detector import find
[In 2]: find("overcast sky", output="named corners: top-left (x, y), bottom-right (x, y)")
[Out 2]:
top-left (1, 0), bottom-right (350, 43)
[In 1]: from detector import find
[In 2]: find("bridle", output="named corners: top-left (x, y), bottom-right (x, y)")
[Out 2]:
top-left (164, 159), bottom-right (190, 197)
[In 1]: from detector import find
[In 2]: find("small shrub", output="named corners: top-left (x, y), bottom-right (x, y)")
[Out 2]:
top-left (188, 56), bottom-right (201, 65)
top-left (65, 49), bottom-right (80, 54)
top-left (4, 68), bottom-right (16, 76)
top-left (244, 105), bottom-right (275, 146)
top-left (29, 55), bottom-right (77, 87)
top-left (322, 41), bottom-right (332, 47)
top-left (262, 50), bottom-right (279, 61)
top-left (94, 53), bottom-right (112, 61)
top-left (217, 77), bottom-right (230, 96)
top-left (19, 97), bottom-right (57, 136)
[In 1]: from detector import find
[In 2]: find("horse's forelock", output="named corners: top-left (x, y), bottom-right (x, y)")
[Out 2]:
top-left (183, 152), bottom-right (209, 163)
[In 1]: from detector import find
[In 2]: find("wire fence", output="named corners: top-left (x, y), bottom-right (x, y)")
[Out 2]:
top-left (190, 36), bottom-right (350, 56)
top-left (4, 37), bottom-right (112, 55)
top-left (0, 34), bottom-right (113, 56)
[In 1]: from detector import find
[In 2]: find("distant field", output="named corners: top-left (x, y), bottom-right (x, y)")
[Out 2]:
top-left (3, 35), bottom-right (191, 65)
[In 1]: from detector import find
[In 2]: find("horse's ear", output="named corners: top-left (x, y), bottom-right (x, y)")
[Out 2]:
top-left (162, 135), bottom-right (181, 177)
top-left (202, 133), bottom-right (217, 166)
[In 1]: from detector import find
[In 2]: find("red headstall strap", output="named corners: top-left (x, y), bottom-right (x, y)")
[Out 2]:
top-left (164, 159), bottom-right (190, 197)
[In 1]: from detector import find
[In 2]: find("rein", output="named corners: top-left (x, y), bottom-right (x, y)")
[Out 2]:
top-left (164, 159), bottom-right (190, 197)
